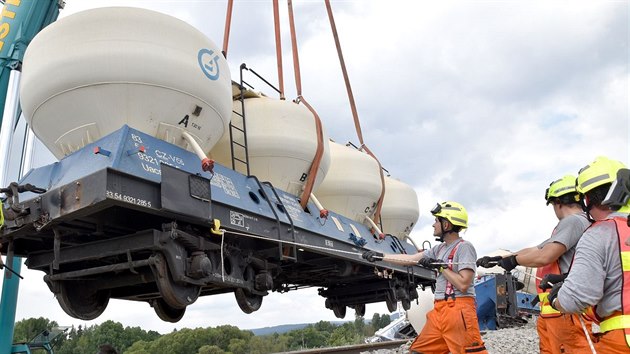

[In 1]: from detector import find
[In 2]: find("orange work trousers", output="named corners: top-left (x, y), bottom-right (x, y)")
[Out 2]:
top-left (537, 314), bottom-right (594, 354)
top-left (409, 297), bottom-right (487, 354)
top-left (595, 329), bottom-right (630, 353)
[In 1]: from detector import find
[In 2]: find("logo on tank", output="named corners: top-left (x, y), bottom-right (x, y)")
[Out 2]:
top-left (198, 48), bottom-right (221, 80)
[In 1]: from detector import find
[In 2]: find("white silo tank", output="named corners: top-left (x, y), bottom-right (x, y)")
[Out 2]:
top-left (407, 287), bottom-right (435, 333)
top-left (210, 96), bottom-right (331, 196)
top-left (380, 176), bottom-right (419, 238)
top-left (20, 7), bottom-right (232, 158)
top-left (314, 142), bottom-right (382, 222)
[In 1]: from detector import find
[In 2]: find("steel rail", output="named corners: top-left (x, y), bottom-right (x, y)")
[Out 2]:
top-left (278, 339), bottom-right (409, 354)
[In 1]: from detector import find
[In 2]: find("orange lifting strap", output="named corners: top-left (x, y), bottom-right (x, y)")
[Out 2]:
top-left (223, 0), bottom-right (285, 98)
top-left (272, 0), bottom-right (285, 100)
top-left (222, 0), bottom-right (234, 57)
top-left (324, 0), bottom-right (386, 224)
top-left (221, 1), bottom-right (338, 212)
top-left (287, 0), bottom-right (326, 210)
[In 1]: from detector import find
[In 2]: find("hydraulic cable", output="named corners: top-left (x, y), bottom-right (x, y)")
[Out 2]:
top-left (324, 0), bottom-right (386, 224)
top-left (387, 234), bottom-right (408, 254)
top-left (221, 0), bottom-right (234, 58)
top-left (286, 0), bottom-right (326, 210)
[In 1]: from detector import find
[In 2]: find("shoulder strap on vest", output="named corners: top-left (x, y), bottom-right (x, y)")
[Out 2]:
top-left (444, 239), bottom-right (464, 300)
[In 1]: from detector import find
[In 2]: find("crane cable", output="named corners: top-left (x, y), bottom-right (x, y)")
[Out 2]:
top-left (286, 0), bottom-right (326, 210)
top-left (324, 0), bottom-right (386, 224)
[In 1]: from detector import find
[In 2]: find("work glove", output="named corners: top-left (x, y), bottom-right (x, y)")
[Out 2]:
top-left (547, 281), bottom-right (563, 311)
top-left (530, 296), bottom-right (540, 307)
top-left (497, 255), bottom-right (519, 272)
top-left (362, 250), bottom-right (384, 262)
top-left (539, 273), bottom-right (568, 291)
top-left (418, 257), bottom-right (444, 270)
top-left (476, 255), bottom-right (502, 268)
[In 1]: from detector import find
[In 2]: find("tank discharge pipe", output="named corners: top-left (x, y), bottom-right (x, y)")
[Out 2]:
top-left (182, 131), bottom-right (214, 172)
top-left (309, 193), bottom-right (328, 218)
top-left (364, 216), bottom-right (385, 240)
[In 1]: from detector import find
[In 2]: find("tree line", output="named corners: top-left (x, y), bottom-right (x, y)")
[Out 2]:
top-left (13, 313), bottom-right (392, 354)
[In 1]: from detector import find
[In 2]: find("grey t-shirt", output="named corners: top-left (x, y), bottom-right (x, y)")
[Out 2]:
top-left (537, 212), bottom-right (590, 273)
top-left (558, 212), bottom-right (627, 318)
top-left (424, 238), bottom-right (477, 299)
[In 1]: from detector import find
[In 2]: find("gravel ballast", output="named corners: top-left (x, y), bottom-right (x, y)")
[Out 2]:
top-left (362, 317), bottom-right (540, 354)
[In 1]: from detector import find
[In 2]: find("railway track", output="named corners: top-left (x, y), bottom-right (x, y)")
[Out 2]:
top-left (279, 339), bottom-right (408, 354)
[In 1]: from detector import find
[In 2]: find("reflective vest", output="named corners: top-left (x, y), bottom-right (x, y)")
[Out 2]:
top-left (597, 217), bottom-right (630, 348)
top-left (536, 261), bottom-right (562, 318)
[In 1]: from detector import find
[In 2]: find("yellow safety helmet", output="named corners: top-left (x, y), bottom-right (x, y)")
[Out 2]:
top-left (577, 157), bottom-right (626, 195)
top-left (545, 175), bottom-right (580, 205)
top-left (431, 201), bottom-right (468, 228)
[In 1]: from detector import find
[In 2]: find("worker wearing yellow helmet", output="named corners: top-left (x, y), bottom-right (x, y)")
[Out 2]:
top-left (363, 201), bottom-right (487, 354)
top-left (549, 157), bottom-right (630, 353)
top-left (477, 174), bottom-right (592, 353)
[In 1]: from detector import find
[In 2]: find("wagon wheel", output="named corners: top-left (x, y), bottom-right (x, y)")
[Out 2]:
top-left (354, 303), bottom-right (366, 317)
top-left (152, 253), bottom-right (201, 309)
top-left (402, 298), bottom-right (411, 311)
top-left (55, 280), bottom-right (110, 320)
top-left (234, 288), bottom-right (263, 314)
top-left (385, 292), bottom-right (398, 312)
top-left (152, 298), bottom-right (186, 323)
top-left (332, 303), bottom-right (346, 319)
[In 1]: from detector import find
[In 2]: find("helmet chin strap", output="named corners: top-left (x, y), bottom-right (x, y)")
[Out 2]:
top-left (434, 220), bottom-right (456, 242)
top-left (585, 206), bottom-right (595, 223)
top-left (581, 196), bottom-right (596, 223)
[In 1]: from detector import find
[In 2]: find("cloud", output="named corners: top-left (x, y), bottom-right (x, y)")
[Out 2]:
top-left (1, 0), bottom-right (627, 334)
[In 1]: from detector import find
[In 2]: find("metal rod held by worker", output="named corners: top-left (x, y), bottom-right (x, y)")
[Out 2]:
top-left (0, 259), bottom-right (23, 280)
top-left (579, 315), bottom-right (597, 354)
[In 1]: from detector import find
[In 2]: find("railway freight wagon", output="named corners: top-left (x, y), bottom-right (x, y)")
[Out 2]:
top-left (0, 7), bottom-right (434, 323)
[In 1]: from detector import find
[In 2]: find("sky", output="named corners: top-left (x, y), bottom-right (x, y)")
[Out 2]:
top-left (0, 0), bottom-right (628, 335)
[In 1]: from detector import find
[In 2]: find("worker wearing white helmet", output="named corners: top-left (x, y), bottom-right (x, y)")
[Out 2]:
top-left (363, 201), bottom-right (487, 354)
top-left (549, 157), bottom-right (630, 353)
top-left (477, 175), bottom-right (592, 354)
